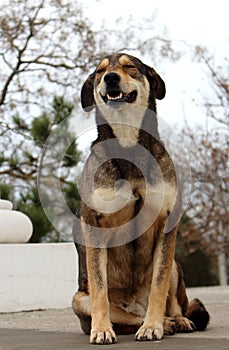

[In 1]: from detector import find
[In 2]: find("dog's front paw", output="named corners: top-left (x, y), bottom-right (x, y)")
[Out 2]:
top-left (135, 323), bottom-right (163, 341)
top-left (90, 328), bottom-right (117, 345)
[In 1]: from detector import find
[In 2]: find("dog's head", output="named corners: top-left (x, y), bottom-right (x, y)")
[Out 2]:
top-left (81, 53), bottom-right (165, 113)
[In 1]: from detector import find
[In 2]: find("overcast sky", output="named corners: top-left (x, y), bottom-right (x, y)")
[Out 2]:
top-left (76, 0), bottom-right (228, 149)
top-left (83, 0), bottom-right (228, 48)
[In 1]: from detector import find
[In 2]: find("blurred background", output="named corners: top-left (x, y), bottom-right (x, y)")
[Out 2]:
top-left (0, 0), bottom-right (228, 287)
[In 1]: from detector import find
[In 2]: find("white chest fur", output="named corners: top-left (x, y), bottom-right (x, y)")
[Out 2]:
top-left (97, 103), bottom-right (147, 148)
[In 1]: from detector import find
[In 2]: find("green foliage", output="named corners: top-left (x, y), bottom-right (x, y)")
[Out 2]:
top-left (176, 248), bottom-right (218, 287)
top-left (52, 96), bottom-right (74, 124)
top-left (16, 187), bottom-right (53, 243)
top-left (0, 155), bottom-right (5, 164)
top-left (63, 141), bottom-right (80, 167)
top-left (176, 229), bottom-right (218, 287)
top-left (62, 182), bottom-right (80, 214)
top-left (31, 113), bottom-right (51, 144)
top-left (50, 96), bottom-right (81, 168)
top-left (8, 156), bottom-right (19, 170)
top-left (1, 96), bottom-right (81, 243)
top-left (0, 183), bottom-right (11, 199)
top-left (12, 114), bottom-right (29, 130)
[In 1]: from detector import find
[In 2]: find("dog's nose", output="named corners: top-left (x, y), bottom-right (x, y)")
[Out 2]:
top-left (104, 72), bottom-right (120, 84)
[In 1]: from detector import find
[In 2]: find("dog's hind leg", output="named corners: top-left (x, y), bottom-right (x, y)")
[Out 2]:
top-left (167, 261), bottom-right (195, 332)
top-left (73, 290), bottom-right (142, 335)
top-left (73, 290), bottom-right (177, 336)
top-left (167, 261), bottom-right (209, 332)
top-left (72, 291), bottom-right (91, 334)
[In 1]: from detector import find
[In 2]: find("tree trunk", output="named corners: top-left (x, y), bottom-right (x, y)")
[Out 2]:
top-left (217, 221), bottom-right (228, 286)
top-left (218, 248), bottom-right (228, 286)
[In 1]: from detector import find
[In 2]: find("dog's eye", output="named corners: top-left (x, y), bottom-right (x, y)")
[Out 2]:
top-left (96, 68), bottom-right (105, 74)
top-left (124, 65), bottom-right (136, 69)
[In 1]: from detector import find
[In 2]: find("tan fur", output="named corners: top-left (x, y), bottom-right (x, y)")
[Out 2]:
top-left (72, 53), bottom-right (209, 344)
top-left (94, 56), bottom-right (150, 148)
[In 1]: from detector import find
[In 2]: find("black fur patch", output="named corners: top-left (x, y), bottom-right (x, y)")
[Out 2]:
top-left (186, 298), bottom-right (210, 331)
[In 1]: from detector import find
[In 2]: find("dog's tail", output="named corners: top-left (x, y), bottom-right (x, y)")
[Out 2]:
top-left (186, 298), bottom-right (210, 331)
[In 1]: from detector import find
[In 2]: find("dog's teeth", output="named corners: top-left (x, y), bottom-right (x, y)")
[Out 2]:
top-left (107, 92), bottom-right (123, 100)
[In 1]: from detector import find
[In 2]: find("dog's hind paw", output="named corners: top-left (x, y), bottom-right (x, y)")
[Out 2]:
top-left (90, 329), bottom-right (117, 344)
top-left (175, 316), bottom-right (195, 332)
top-left (163, 316), bottom-right (177, 335)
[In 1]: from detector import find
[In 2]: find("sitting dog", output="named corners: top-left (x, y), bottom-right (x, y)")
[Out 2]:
top-left (72, 53), bottom-right (209, 344)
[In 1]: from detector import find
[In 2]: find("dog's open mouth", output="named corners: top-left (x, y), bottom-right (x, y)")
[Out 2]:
top-left (101, 90), bottom-right (137, 104)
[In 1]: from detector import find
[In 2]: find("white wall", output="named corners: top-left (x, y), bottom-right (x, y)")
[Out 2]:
top-left (0, 243), bottom-right (78, 313)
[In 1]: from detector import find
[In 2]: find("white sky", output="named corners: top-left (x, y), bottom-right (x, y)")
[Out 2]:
top-left (83, 0), bottom-right (228, 47)
top-left (77, 0), bottom-right (228, 150)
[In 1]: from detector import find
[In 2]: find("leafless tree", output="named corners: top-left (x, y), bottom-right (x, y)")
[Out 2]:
top-left (0, 0), bottom-right (99, 118)
top-left (0, 0), bottom-right (178, 241)
top-left (174, 47), bottom-right (229, 285)
top-left (194, 45), bottom-right (229, 127)
top-left (0, 0), bottom-right (176, 121)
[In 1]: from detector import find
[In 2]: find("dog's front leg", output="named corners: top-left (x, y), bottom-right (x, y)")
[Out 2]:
top-left (86, 246), bottom-right (117, 344)
top-left (135, 225), bottom-right (177, 341)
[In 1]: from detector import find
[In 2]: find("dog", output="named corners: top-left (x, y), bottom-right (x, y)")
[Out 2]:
top-left (72, 53), bottom-right (209, 344)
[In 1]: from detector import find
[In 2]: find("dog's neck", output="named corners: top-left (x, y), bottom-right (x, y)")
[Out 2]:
top-left (92, 106), bottom-right (165, 184)
top-left (95, 105), bottom-right (161, 150)
top-left (105, 106), bottom-right (145, 148)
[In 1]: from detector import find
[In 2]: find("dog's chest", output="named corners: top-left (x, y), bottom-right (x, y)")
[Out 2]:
top-left (94, 179), bottom-right (176, 223)
top-left (107, 233), bottom-right (155, 290)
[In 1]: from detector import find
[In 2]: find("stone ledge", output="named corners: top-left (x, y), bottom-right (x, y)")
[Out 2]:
top-left (0, 243), bottom-right (78, 312)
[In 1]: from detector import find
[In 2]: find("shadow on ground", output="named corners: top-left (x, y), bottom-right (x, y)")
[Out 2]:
top-left (0, 328), bottom-right (229, 350)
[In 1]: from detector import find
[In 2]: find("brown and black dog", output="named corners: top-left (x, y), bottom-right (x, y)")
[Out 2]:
top-left (72, 53), bottom-right (209, 344)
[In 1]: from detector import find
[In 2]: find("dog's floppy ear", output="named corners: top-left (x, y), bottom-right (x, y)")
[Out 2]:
top-left (145, 66), bottom-right (166, 100)
top-left (81, 72), bottom-right (96, 112)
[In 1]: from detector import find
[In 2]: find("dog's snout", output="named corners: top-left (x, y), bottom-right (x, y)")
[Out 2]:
top-left (104, 72), bottom-right (120, 85)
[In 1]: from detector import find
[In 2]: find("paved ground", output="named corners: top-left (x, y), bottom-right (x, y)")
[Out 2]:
top-left (0, 286), bottom-right (228, 350)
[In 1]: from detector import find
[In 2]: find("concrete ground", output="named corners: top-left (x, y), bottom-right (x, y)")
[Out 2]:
top-left (0, 286), bottom-right (228, 350)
